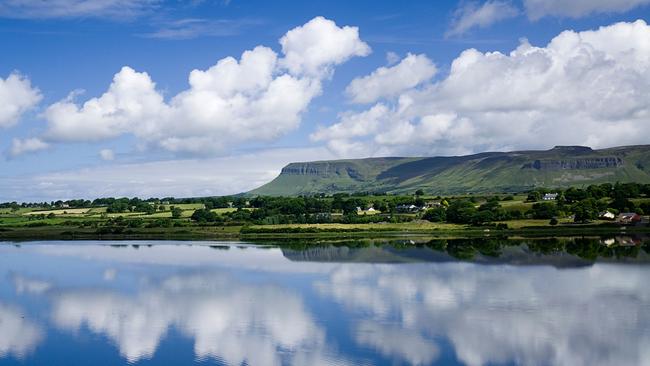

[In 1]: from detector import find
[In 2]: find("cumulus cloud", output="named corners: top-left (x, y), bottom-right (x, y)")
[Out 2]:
top-left (524, 0), bottom-right (650, 20)
top-left (279, 16), bottom-right (371, 77)
top-left (0, 0), bottom-right (159, 19)
top-left (314, 20), bottom-right (650, 157)
top-left (447, 1), bottom-right (519, 37)
top-left (7, 138), bottom-right (49, 158)
top-left (40, 17), bottom-right (369, 155)
top-left (345, 53), bottom-right (437, 104)
top-left (99, 149), bottom-right (115, 161)
top-left (0, 73), bottom-right (41, 128)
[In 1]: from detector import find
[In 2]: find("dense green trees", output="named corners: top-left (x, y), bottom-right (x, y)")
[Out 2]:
top-left (530, 202), bottom-right (558, 219)
top-left (423, 207), bottom-right (446, 222)
top-left (171, 207), bottom-right (183, 219)
top-left (190, 209), bottom-right (218, 223)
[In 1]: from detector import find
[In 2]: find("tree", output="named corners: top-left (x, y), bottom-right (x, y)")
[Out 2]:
top-left (190, 208), bottom-right (218, 223)
top-left (446, 200), bottom-right (478, 224)
top-left (423, 207), bottom-right (446, 222)
top-left (549, 218), bottom-right (558, 226)
top-left (171, 207), bottom-right (183, 219)
top-left (530, 202), bottom-right (558, 219)
top-left (526, 191), bottom-right (541, 202)
top-left (572, 199), bottom-right (599, 223)
top-left (415, 189), bottom-right (425, 196)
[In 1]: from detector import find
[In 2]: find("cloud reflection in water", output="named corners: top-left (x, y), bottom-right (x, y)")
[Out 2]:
top-left (316, 262), bottom-right (650, 366)
top-left (0, 243), bottom-right (649, 366)
top-left (50, 272), bottom-right (346, 365)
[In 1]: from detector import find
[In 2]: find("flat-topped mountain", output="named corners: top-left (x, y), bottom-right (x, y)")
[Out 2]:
top-left (249, 145), bottom-right (650, 196)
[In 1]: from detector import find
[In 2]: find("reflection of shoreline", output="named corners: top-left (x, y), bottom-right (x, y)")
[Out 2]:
top-left (282, 238), bottom-right (650, 267)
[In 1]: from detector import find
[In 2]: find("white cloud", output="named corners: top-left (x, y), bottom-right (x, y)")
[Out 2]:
top-left (0, 147), bottom-right (334, 201)
top-left (40, 17), bottom-right (369, 155)
top-left (315, 20), bottom-right (650, 157)
top-left (0, 0), bottom-right (159, 19)
top-left (311, 104), bottom-right (389, 156)
top-left (7, 138), bottom-right (49, 157)
top-left (447, 1), bottom-right (519, 37)
top-left (44, 66), bottom-right (167, 142)
top-left (385, 51), bottom-right (401, 65)
top-left (99, 149), bottom-right (115, 161)
top-left (345, 53), bottom-right (437, 104)
top-left (524, 0), bottom-right (650, 20)
top-left (279, 16), bottom-right (371, 77)
top-left (140, 18), bottom-right (262, 40)
top-left (0, 73), bottom-right (41, 128)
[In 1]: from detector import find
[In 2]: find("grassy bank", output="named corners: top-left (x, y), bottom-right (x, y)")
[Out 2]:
top-left (0, 219), bottom-right (647, 241)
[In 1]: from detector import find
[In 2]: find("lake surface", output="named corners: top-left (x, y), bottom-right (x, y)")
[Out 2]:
top-left (0, 238), bottom-right (649, 366)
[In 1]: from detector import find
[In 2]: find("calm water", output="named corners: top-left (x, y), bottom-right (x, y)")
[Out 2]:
top-left (0, 238), bottom-right (649, 366)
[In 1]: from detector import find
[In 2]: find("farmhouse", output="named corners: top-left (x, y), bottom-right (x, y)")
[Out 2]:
top-left (542, 193), bottom-right (558, 201)
top-left (618, 213), bottom-right (641, 224)
top-left (599, 211), bottom-right (616, 220)
top-left (396, 204), bottom-right (421, 213)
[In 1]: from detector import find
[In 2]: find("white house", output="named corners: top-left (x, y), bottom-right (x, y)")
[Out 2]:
top-left (599, 211), bottom-right (616, 220)
top-left (542, 193), bottom-right (558, 201)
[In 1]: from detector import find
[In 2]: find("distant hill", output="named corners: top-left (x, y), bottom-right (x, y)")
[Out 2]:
top-left (249, 145), bottom-right (650, 196)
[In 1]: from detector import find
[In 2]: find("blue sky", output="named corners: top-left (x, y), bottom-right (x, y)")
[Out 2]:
top-left (1, 0), bottom-right (649, 201)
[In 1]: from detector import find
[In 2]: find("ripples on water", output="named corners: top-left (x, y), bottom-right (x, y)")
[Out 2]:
top-left (0, 237), bottom-right (649, 366)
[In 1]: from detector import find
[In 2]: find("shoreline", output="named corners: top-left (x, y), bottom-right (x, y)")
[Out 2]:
top-left (0, 223), bottom-right (647, 242)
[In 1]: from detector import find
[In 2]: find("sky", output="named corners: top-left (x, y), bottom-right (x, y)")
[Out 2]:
top-left (1, 0), bottom-right (650, 201)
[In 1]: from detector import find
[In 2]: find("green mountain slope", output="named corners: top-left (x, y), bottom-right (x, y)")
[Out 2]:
top-left (249, 145), bottom-right (650, 196)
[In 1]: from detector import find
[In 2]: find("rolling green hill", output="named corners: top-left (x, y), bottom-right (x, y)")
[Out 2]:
top-left (249, 145), bottom-right (650, 196)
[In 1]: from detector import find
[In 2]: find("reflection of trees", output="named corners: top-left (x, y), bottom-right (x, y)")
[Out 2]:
top-left (525, 238), bottom-right (564, 255)
top-left (425, 239), bottom-right (506, 260)
top-left (279, 236), bottom-right (650, 263)
top-left (445, 240), bottom-right (478, 260)
top-left (566, 238), bottom-right (602, 260)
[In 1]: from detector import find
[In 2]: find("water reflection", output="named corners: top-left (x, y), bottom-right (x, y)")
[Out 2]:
top-left (51, 272), bottom-right (342, 365)
top-left (316, 262), bottom-right (650, 366)
top-left (0, 303), bottom-right (42, 359)
top-left (0, 239), bottom-right (648, 365)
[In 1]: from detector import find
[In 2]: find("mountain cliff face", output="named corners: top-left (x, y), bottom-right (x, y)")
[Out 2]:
top-left (249, 145), bottom-right (650, 196)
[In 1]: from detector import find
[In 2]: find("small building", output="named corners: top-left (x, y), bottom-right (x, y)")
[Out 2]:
top-left (396, 204), bottom-right (421, 213)
top-left (599, 211), bottom-right (616, 220)
top-left (618, 213), bottom-right (641, 225)
top-left (358, 207), bottom-right (378, 215)
top-left (542, 193), bottom-right (558, 201)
